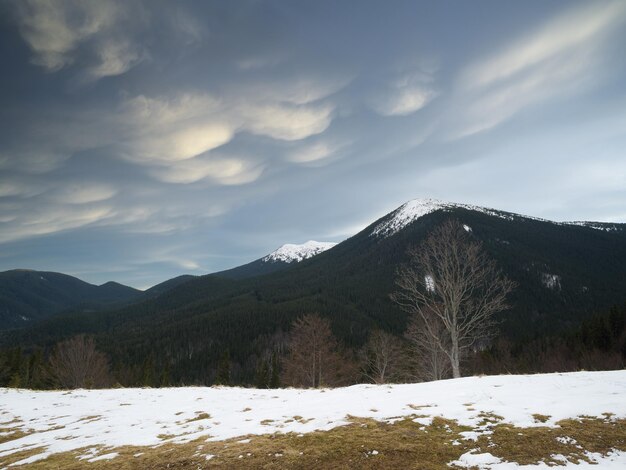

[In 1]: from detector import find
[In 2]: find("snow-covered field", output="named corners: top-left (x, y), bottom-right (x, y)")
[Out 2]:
top-left (1, 370), bottom-right (625, 468)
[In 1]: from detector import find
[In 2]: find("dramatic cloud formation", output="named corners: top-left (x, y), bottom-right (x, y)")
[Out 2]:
top-left (12, 0), bottom-right (146, 78)
top-left (1, 0), bottom-right (625, 287)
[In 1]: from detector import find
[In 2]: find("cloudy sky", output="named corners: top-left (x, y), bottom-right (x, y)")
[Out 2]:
top-left (1, 0), bottom-right (625, 288)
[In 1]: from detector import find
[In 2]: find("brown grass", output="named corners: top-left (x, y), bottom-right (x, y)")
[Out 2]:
top-left (5, 415), bottom-right (625, 469)
top-left (0, 426), bottom-right (32, 445)
top-left (185, 412), bottom-right (211, 423)
top-left (473, 416), bottom-right (626, 466)
top-left (532, 413), bottom-right (551, 423)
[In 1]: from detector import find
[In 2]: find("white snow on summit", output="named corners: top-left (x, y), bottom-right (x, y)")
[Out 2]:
top-left (371, 198), bottom-right (624, 238)
top-left (262, 240), bottom-right (337, 263)
top-left (371, 198), bottom-right (519, 237)
top-left (564, 221), bottom-right (623, 232)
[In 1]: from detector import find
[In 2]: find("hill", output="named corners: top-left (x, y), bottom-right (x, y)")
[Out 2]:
top-left (1, 199), bottom-right (625, 385)
top-left (0, 270), bottom-right (142, 329)
top-left (143, 275), bottom-right (197, 298)
top-left (215, 240), bottom-right (337, 280)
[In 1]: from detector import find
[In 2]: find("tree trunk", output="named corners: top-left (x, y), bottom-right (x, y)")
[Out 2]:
top-left (450, 335), bottom-right (461, 378)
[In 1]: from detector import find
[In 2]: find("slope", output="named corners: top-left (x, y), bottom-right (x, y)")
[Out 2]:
top-left (0, 270), bottom-right (142, 329)
top-left (2, 200), bottom-right (625, 385)
top-left (215, 240), bottom-right (337, 280)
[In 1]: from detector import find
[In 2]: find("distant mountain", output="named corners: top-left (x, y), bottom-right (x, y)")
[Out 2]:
top-left (0, 270), bottom-right (142, 329)
top-left (0, 241), bottom-right (336, 329)
top-left (216, 240), bottom-right (337, 279)
top-left (144, 275), bottom-right (197, 298)
top-left (2, 199), bottom-right (625, 385)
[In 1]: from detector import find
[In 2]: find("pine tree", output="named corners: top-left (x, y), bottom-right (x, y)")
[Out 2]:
top-left (254, 359), bottom-right (269, 389)
top-left (159, 363), bottom-right (171, 387)
top-left (8, 371), bottom-right (21, 388)
top-left (608, 305), bottom-right (625, 341)
top-left (141, 356), bottom-right (154, 387)
top-left (215, 350), bottom-right (231, 385)
top-left (269, 352), bottom-right (280, 388)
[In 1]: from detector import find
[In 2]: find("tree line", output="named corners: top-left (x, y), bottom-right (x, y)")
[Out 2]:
top-left (2, 301), bottom-right (625, 390)
top-left (1, 220), bottom-right (624, 389)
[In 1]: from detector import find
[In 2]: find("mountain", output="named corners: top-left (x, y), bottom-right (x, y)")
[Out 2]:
top-left (216, 240), bottom-right (337, 280)
top-left (143, 275), bottom-right (198, 298)
top-left (2, 199), bottom-right (625, 385)
top-left (0, 270), bottom-right (142, 329)
top-left (0, 242), bottom-right (336, 330)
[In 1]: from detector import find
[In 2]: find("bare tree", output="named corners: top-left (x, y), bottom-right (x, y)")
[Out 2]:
top-left (404, 311), bottom-right (451, 381)
top-left (48, 335), bottom-right (111, 389)
top-left (391, 220), bottom-right (514, 378)
top-left (361, 329), bottom-right (402, 384)
top-left (282, 314), bottom-right (356, 388)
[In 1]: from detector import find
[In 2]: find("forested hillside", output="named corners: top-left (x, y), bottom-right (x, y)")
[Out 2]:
top-left (1, 201), bottom-right (625, 387)
top-left (0, 270), bottom-right (142, 329)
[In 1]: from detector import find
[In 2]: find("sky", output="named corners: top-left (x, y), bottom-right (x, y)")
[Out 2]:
top-left (1, 0), bottom-right (625, 289)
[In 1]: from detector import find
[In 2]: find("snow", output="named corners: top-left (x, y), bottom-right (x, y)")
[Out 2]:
top-left (370, 198), bottom-right (624, 238)
top-left (564, 221), bottom-right (623, 232)
top-left (451, 450), bottom-right (626, 469)
top-left (424, 274), bottom-right (435, 292)
top-left (262, 240), bottom-right (337, 263)
top-left (1, 371), bottom-right (626, 467)
top-left (541, 273), bottom-right (561, 290)
top-left (452, 451), bottom-right (503, 467)
top-left (371, 198), bottom-right (523, 237)
top-left (88, 452), bottom-right (119, 462)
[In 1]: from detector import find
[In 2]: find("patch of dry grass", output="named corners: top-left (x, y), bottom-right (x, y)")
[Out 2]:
top-left (5, 415), bottom-right (625, 469)
top-left (0, 426), bottom-right (32, 445)
top-left (532, 413), bottom-right (551, 423)
top-left (473, 416), bottom-right (626, 466)
top-left (185, 412), bottom-right (211, 423)
top-left (0, 446), bottom-right (48, 467)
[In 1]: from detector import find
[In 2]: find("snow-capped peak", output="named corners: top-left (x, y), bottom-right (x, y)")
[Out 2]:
top-left (262, 240), bottom-right (337, 263)
top-left (371, 198), bottom-right (625, 238)
top-left (370, 198), bottom-right (518, 237)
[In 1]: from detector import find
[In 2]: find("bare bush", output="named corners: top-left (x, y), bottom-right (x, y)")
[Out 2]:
top-left (361, 329), bottom-right (403, 384)
top-left (282, 314), bottom-right (356, 388)
top-left (48, 335), bottom-right (111, 389)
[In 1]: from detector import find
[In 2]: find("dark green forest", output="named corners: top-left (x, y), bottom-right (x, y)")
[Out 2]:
top-left (1, 207), bottom-right (625, 388)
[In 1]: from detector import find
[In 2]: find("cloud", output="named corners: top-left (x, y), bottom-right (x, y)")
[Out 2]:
top-left (236, 55), bottom-right (284, 71)
top-left (240, 102), bottom-right (334, 141)
top-left (0, 151), bottom-right (71, 175)
top-left (12, 0), bottom-right (123, 72)
top-left (452, 55), bottom-right (592, 138)
top-left (369, 69), bottom-right (437, 117)
top-left (150, 155), bottom-right (264, 185)
top-left (245, 74), bottom-right (353, 106)
top-left (287, 142), bottom-right (335, 164)
top-left (52, 183), bottom-right (117, 204)
top-left (461, 2), bottom-right (626, 91)
top-left (176, 259), bottom-right (201, 270)
top-left (0, 180), bottom-right (31, 197)
top-left (129, 123), bottom-right (235, 163)
top-left (119, 94), bottom-right (233, 163)
top-left (89, 38), bottom-right (144, 79)
top-left (449, 1), bottom-right (626, 138)
top-left (0, 204), bottom-right (114, 243)
top-left (375, 87), bottom-right (435, 117)
top-left (115, 91), bottom-right (335, 188)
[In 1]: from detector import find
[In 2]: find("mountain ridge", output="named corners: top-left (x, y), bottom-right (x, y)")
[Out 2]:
top-left (0, 270), bottom-right (143, 329)
top-left (2, 198), bottom-right (625, 386)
